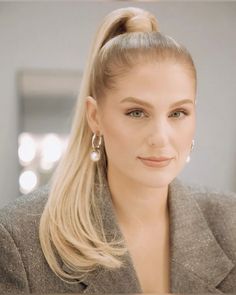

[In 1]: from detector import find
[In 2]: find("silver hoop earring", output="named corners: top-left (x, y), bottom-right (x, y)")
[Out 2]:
top-left (90, 133), bottom-right (102, 162)
top-left (186, 139), bottom-right (195, 163)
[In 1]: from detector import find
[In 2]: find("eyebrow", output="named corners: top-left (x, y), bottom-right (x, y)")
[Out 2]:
top-left (120, 96), bottom-right (194, 108)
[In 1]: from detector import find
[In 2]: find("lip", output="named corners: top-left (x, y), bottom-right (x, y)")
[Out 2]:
top-left (138, 156), bottom-right (173, 161)
top-left (138, 156), bottom-right (173, 168)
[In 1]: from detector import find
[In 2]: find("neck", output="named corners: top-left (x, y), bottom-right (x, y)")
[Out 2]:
top-left (107, 165), bottom-right (169, 230)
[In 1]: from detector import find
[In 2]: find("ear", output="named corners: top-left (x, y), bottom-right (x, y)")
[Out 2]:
top-left (85, 96), bottom-right (102, 134)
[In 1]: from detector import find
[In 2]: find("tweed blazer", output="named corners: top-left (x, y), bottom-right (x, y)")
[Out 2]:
top-left (0, 177), bottom-right (236, 294)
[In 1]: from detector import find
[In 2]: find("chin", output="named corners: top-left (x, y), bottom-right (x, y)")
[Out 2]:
top-left (132, 173), bottom-right (175, 188)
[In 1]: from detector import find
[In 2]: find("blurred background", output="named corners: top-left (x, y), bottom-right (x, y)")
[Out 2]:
top-left (0, 1), bottom-right (236, 208)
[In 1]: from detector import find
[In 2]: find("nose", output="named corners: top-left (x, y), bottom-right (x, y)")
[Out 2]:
top-left (147, 119), bottom-right (170, 148)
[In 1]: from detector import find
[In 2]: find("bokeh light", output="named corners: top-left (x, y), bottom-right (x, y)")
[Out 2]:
top-left (19, 170), bottom-right (38, 194)
top-left (18, 133), bottom-right (36, 165)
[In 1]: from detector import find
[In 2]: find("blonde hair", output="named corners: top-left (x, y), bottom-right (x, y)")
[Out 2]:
top-left (39, 7), bottom-right (197, 282)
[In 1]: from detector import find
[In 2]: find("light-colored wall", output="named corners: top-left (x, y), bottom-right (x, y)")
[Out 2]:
top-left (0, 1), bottom-right (235, 208)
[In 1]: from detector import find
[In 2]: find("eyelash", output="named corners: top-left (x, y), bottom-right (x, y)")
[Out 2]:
top-left (125, 108), bottom-right (190, 119)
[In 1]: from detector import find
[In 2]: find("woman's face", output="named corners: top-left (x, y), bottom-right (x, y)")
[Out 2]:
top-left (89, 61), bottom-right (196, 188)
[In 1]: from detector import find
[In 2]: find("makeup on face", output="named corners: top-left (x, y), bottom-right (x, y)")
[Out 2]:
top-left (99, 62), bottom-right (196, 188)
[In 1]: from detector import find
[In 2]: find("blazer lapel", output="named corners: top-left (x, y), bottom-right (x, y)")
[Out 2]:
top-left (62, 175), bottom-right (142, 293)
top-left (83, 176), bottom-right (142, 293)
top-left (62, 176), bottom-right (234, 293)
top-left (169, 178), bottom-right (234, 293)
top-left (82, 254), bottom-right (142, 294)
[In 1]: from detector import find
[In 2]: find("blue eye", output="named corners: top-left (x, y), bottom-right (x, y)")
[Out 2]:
top-left (126, 109), bottom-right (147, 118)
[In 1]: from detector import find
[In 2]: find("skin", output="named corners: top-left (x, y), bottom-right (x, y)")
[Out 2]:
top-left (86, 61), bottom-right (196, 229)
top-left (86, 61), bottom-right (196, 292)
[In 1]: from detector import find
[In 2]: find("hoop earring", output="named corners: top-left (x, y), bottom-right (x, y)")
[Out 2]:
top-left (90, 133), bottom-right (102, 162)
top-left (186, 139), bottom-right (195, 163)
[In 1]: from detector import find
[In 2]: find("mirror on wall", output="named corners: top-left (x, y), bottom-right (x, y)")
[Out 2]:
top-left (17, 69), bottom-right (82, 194)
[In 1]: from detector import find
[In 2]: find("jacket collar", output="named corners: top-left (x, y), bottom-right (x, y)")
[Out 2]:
top-left (168, 178), bottom-right (234, 293)
top-left (63, 177), bottom-right (234, 293)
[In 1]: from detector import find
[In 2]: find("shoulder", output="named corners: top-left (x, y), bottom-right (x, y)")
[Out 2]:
top-left (0, 184), bottom-right (52, 293)
top-left (0, 183), bottom-right (50, 233)
top-left (182, 180), bottom-right (236, 236)
top-left (171, 178), bottom-right (236, 210)
top-left (185, 181), bottom-right (236, 212)
top-left (171, 177), bottom-right (236, 225)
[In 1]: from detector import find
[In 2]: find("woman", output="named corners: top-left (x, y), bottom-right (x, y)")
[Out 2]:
top-left (0, 6), bottom-right (236, 294)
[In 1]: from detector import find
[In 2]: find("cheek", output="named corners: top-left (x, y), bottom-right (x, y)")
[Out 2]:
top-left (101, 117), bottom-right (136, 158)
top-left (176, 118), bottom-right (196, 150)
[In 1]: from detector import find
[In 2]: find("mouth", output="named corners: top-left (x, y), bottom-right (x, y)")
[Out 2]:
top-left (138, 156), bottom-right (173, 161)
top-left (137, 156), bottom-right (173, 168)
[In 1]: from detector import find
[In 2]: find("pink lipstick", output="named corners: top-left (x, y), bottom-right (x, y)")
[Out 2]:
top-left (138, 156), bottom-right (173, 168)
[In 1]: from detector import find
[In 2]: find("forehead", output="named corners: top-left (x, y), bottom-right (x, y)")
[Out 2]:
top-left (106, 61), bottom-right (195, 105)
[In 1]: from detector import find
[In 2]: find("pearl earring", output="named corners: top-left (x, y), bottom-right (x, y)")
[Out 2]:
top-left (186, 155), bottom-right (191, 163)
top-left (90, 133), bottom-right (102, 162)
top-left (186, 139), bottom-right (195, 163)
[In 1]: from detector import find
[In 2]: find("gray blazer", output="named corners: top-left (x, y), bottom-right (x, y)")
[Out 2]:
top-left (0, 178), bottom-right (236, 294)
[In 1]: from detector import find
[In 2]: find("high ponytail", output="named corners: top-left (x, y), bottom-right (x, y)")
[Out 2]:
top-left (39, 6), bottom-right (196, 282)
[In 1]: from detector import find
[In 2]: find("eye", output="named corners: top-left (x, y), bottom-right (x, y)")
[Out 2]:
top-left (169, 109), bottom-right (189, 119)
top-left (125, 109), bottom-right (147, 119)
